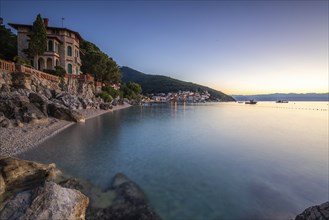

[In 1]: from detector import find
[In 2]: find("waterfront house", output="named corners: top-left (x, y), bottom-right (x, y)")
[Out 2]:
top-left (9, 18), bottom-right (83, 75)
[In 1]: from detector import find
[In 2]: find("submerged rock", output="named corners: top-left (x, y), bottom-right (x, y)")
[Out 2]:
top-left (87, 173), bottom-right (161, 220)
top-left (295, 201), bottom-right (329, 220)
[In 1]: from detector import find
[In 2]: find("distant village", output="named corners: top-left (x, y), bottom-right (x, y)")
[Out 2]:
top-left (148, 90), bottom-right (211, 103)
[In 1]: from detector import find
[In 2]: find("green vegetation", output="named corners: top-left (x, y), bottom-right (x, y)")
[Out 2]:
top-left (0, 24), bottom-right (17, 60)
top-left (27, 14), bottom-right (47, 59)
top-left (80, 40), bottom-right (121, 84)
top-left (120, 66), bottom-right (235, 101)
top-left (98, 91), bottom-right (113, 102)
top-left (43, 66), bottom-right (66, 77)
top-left (120, 82), bottom-right (142, 100)
top-left (13, 56), bottom-right (30, 65)
top-left (102, 84), bottom-right (120, 99)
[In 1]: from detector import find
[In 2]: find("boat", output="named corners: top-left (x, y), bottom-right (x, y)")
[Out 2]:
top-left (245, 100), bottom-right (257, 104)
top-left (276, 100), bottom-right (289, 103)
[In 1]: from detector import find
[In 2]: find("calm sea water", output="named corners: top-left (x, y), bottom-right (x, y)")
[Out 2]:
top-left (19, 102), bottom-right (329, 220)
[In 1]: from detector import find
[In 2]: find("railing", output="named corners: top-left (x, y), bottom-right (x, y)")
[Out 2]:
top-left (17, 65), bottom-right (59, 82)
top-left (0, 59), bottom-right (15, 72)
top-left (65, 74), bottom-right (94, 82)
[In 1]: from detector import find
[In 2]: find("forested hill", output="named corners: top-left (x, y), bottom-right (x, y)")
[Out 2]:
top-left (120, 66), bottom-right (235, 101)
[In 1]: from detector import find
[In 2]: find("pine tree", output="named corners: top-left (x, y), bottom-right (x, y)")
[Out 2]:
top-left (0, 24), bottom-right (17, 60)
top-left (28, 14), bottom-right (47, 67)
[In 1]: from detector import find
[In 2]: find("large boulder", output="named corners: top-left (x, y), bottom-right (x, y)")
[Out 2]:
top-left (47, 103), bottom-right (85, 123)
top-left (0, 181), bottom-right (89, 220)
top-left (28, 92), bottom-right (49, 116)
top-left (100, 102), bottom-right (113, 110)
top-left (57, 93), bottom-right (83, 110)
top-left (295, 202), bottom-right (329, 220)
top-left (87, 173), bottom-right (161, 220)
top-left (0, 156), bottom-right (60, 196)
top-left (0, 93), bottom-right (48, 124)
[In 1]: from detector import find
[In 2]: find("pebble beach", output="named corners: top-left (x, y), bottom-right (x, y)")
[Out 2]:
top-left (0, 103), bottom-right (131, 156)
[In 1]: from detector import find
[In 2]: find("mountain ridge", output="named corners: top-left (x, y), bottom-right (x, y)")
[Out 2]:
top-left (120, 66), bottom-right (235, 101)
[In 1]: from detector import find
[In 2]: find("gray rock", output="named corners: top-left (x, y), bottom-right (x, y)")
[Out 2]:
top-left (0, 156), bottom-right (60, 196)
top-left (28, 92), bottom-right (49, 116)
top-left (0, 182), bottom-right (89, 220)
top-left (58, 93), bottom-right (83, 110)
top-left (295, 201), bottom-right (329, 220)
top-left (47, 103), bottom-right (85, 122)
top-left (100, 102), bottom-right (113, 110)
top-left (0, 116), bottom-right (12, 128)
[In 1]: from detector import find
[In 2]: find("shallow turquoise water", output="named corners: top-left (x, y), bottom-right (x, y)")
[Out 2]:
top-left (20, 102), bottom-right (329, 219)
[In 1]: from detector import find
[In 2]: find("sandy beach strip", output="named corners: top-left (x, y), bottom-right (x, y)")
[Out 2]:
top-left (0, 103), bottom-right (131, 156)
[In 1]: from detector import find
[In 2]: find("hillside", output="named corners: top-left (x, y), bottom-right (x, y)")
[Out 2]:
top-left (120, 67), bottom-right (235, 101)
top-left (232, 93), bottom-right (329, 101)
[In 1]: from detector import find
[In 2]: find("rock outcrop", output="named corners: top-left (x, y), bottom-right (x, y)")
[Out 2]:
top-left (1, 182), bottom-right (89, 220)
top-left (295, 201), bottom-right (329, 220)
top-left (0, 157), bottom-right (89, 220)
top-left (0, 156), bottom-right (59, 197)
top-left (0, 71), bottom-right (112, 125)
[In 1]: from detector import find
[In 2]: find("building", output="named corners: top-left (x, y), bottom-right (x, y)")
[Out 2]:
top-left (9, 18), bottom-right (83, 75)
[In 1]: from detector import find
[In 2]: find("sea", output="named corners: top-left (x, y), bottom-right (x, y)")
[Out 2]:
top-left (19, 101), bottom-right (329, 220)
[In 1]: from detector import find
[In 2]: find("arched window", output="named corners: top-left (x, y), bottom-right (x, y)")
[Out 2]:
top-left (67, 46), bottom-right (72, 56)
top-left (67, 64), bottom-right (72, 74)
top-left (46, 58), bottom-right (52, 69)
top-left (48, 40), bottom-right (53, 51)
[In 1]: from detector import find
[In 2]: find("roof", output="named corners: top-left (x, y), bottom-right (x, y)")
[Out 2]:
top-left (8, 23), bottom-right (83, 41)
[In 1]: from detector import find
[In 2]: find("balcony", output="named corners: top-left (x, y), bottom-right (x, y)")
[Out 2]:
top-left (44, 51), bottom-right (60, 57)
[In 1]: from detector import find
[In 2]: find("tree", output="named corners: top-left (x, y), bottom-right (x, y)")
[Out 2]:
top-left (127, 82), bottom-right (142, 94)
top-left (80, 40), bottom-right (121, 83)
top-left (0, 24), bottom-right (17, 60)
top-left (28, 14), bottom-right (47, 67)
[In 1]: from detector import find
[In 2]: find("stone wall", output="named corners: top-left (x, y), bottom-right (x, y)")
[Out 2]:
top-left (0, 69), bottom-right (97, 99)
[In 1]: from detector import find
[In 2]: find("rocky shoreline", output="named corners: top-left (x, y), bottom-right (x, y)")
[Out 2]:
top-left (0, 156), bottom-right (160, 220)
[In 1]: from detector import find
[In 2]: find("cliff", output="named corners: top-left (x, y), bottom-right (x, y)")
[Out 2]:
top-left (0, 69), bottom-right (111, 128)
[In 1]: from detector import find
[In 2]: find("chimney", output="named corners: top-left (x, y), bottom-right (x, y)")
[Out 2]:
top-left (43, 18), bottom-right (49, 27)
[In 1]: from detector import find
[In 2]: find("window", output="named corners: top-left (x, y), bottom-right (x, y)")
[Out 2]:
top-left (67, 46), bottom-right (72, 56)
top-left (76, 67), bottom-right (79, 75)
top-left (55, 42), bottom-right (59, 53)
top-left (48, 40), bottom-right (53, 51)
top-left (67, 64), bottom-right (72, 74)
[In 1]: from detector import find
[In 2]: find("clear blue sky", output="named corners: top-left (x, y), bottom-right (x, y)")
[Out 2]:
top-left (1, 0), bottom-right (328, 95)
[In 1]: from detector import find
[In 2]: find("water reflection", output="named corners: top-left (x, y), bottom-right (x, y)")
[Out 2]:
top-left (19, 102), bottom-right (329, 220)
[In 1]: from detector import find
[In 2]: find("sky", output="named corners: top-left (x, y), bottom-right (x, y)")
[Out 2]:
top-left (0, 0), bottom-right (328, 95)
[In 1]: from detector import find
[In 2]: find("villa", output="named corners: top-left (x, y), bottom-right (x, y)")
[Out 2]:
top-left (9, 18), bottom-right (83, 75)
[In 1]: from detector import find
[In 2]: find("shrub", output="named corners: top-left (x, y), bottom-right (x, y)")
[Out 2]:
top-left (43, 69), bottom-right (56, 75)
top-left (98, 91), bottom-right (113, 102)
top-left (102, 83), bottom-right (120, 99)
top-left (13, 56), bottom-right (30, 65)
top-left (43, 66), bottom-right (66, 78)
top-left (54, 66), bottom-right (66, 78)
